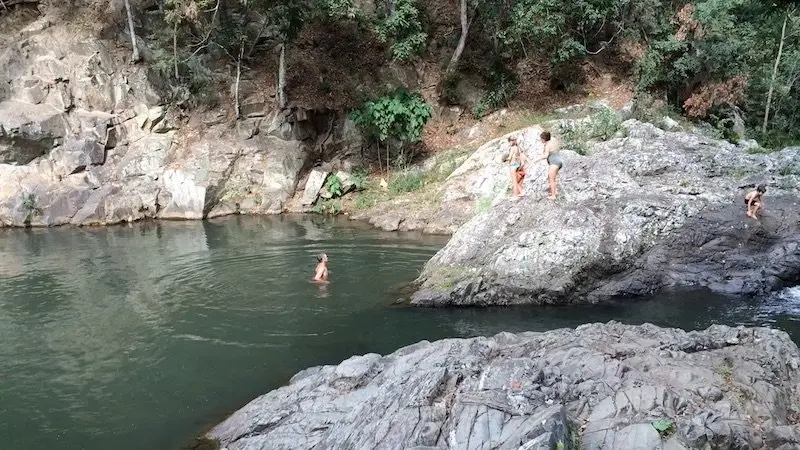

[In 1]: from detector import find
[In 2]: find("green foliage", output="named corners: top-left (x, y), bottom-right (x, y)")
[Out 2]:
top-left (21, 193), bottom-right (40, 216)
top-left (473, 68), bottom-right (519, 118)
top-left (557, 108), bottom-right (620, 155)
top-left (388, 171), bottom-right (424, 194)
top-left (350, 89), bottom-right (432, 143)
top-left (319, 0), bottom-right (361, 18)
top-left (373, 0), bottom-right (427, 60)
top-left (589, 108), bottom-right (622, 140)
top-left (559, 123), bottom-right (590, 156)
top-left (311, 199), bottom-right (343, 215)
top-left (324, 174), bottom-right (344, 198)
top-left (354, 190), bottom-right (378, 210)
top-left (651, 419), bottom-right (675, 437)
top-left (351, 167), bottom-right (370, 191)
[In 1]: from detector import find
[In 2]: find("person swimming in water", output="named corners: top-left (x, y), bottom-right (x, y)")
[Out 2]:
top-left (745, 184), bottom-right (766, 219)
top-left (313, 253), bottom-right (328, 281)
top-left (506, 136), bottom-right (529, 197)
top-left (532, 131), bottom-right (562, 200)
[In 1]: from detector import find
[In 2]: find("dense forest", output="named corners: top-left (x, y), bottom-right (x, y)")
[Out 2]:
top-left (12, 0), bottom-right (800, 148)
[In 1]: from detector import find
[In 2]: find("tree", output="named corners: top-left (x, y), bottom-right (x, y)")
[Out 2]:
top-left (444, 0), bottom-right (473, 80)
top-left (763, 6), bottom-right (797, 134)
top-left (123, 0), bottom-right (141, 62)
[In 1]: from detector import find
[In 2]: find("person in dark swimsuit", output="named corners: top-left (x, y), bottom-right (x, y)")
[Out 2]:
top-left (506, 136), bottom-right (528, 197)
top-left (532, 131), bottom-right (563, 199)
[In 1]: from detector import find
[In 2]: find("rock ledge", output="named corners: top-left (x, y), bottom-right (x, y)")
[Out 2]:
top-left (209, 322), bottom-right (800, 450)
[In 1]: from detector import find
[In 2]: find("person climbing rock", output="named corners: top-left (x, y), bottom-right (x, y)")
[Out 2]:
top-left (532, 131), bottom-right (563, 200)
top-left (506, 136), bottom-right (529, 197)
top-left (313, 252), bottom-right (329, 281)
top-left (745, 184), bottom-right (766, 219)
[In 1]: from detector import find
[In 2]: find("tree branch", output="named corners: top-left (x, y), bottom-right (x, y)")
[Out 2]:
top-left (585, 24), bottom-right (624, 55)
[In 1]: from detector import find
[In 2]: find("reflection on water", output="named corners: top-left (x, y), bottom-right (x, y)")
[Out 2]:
top-left (0, 215), bottom-right (797, 450)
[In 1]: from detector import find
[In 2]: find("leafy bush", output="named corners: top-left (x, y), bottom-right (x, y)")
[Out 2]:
top-left (311, 199), bottom-right (343, 215)
top-left (324, 174), bottom-right (344, 198)
top-left (351, 167), bottom-right (370, 191)
top-left (557, 120), bottom-right (591, 155)
top-left (588, 108), bottom-right (621, 140)
top-left (351, 89), bottom-right (432, 144)
top-left (557, 108), bottom-right (621, 155)
top-left (373, 0), bottom-right (427, 61)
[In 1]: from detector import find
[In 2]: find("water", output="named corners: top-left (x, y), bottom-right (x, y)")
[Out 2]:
top-left (0, 216), bottom-right (797, 450)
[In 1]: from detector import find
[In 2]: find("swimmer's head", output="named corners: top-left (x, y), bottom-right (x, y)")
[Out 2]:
top-left (757, 184), bottom-right (767, 193)
top-left (317, 253), bottom-right (328, 262)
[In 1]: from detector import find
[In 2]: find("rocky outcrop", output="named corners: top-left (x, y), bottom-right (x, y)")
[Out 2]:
top-left (411, 120), bottom-right (800, 306)
top-left (208, 322), bottom-right (800, 450)
top-left (0, 16), bottom-right (362, 227)
top-left (350, 113), bottom-right (530, 234)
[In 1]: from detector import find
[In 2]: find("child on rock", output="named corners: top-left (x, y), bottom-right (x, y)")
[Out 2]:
top-left (744, 184), bottom-right (766, 219)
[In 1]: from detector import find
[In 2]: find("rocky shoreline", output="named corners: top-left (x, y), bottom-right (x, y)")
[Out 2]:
top-left (207, 322), bottom-right (800, 450)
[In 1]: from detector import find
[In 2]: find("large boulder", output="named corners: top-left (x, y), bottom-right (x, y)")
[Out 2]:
top-left (208, 322), bottom-right (800, 450)
top-left (411, 121), bottom-right (800, 306)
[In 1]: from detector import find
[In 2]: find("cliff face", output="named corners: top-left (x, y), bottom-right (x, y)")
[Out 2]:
top-left (208, 322), bottom-right (800, 450)
top-left (0, 9), bottom-right (367, 227)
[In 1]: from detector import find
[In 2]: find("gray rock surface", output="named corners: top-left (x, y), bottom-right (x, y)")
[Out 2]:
top-left (411, 121), bottom-right (800, 306)
top-left (0, 17), bottom-right (357, 227)
top-left (208, 322), bottom-right (800, 450)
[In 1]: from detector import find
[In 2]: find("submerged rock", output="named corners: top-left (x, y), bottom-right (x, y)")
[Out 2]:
top-left (412, 121), bottom-right (800, 306)
top-left (208, 322), bottom-right (800, 450)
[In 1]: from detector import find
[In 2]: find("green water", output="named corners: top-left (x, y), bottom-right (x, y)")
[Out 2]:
top-left (0, 215), bottom-right (797, 450)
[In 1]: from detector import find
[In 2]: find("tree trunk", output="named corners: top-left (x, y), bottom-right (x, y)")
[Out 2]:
top-left (278, 42), bottom-right (287, 108)
top-left (443, 0), bottom-right (471, 79)
top-left (123, 0), bottom-right (140, 63)
top-left (763, 11), bottom-right (790, 135)
top-left (173, 21), bottom-right (179, 79)
top-left (234, 40), bottom-right (244, 119)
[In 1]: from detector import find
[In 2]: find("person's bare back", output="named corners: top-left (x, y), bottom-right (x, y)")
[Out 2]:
top-left (313, 253), bottom-right (329, 281)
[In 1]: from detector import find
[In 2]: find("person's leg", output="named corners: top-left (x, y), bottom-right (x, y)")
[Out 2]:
top-left (509, 167), bottom-right (518, 196)
top-left (752, 201), bottom-right (762, 219)
top-left (548, 165), bottom-right (558, 199)
top-left (517, 171), bottom-right (526, 196)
